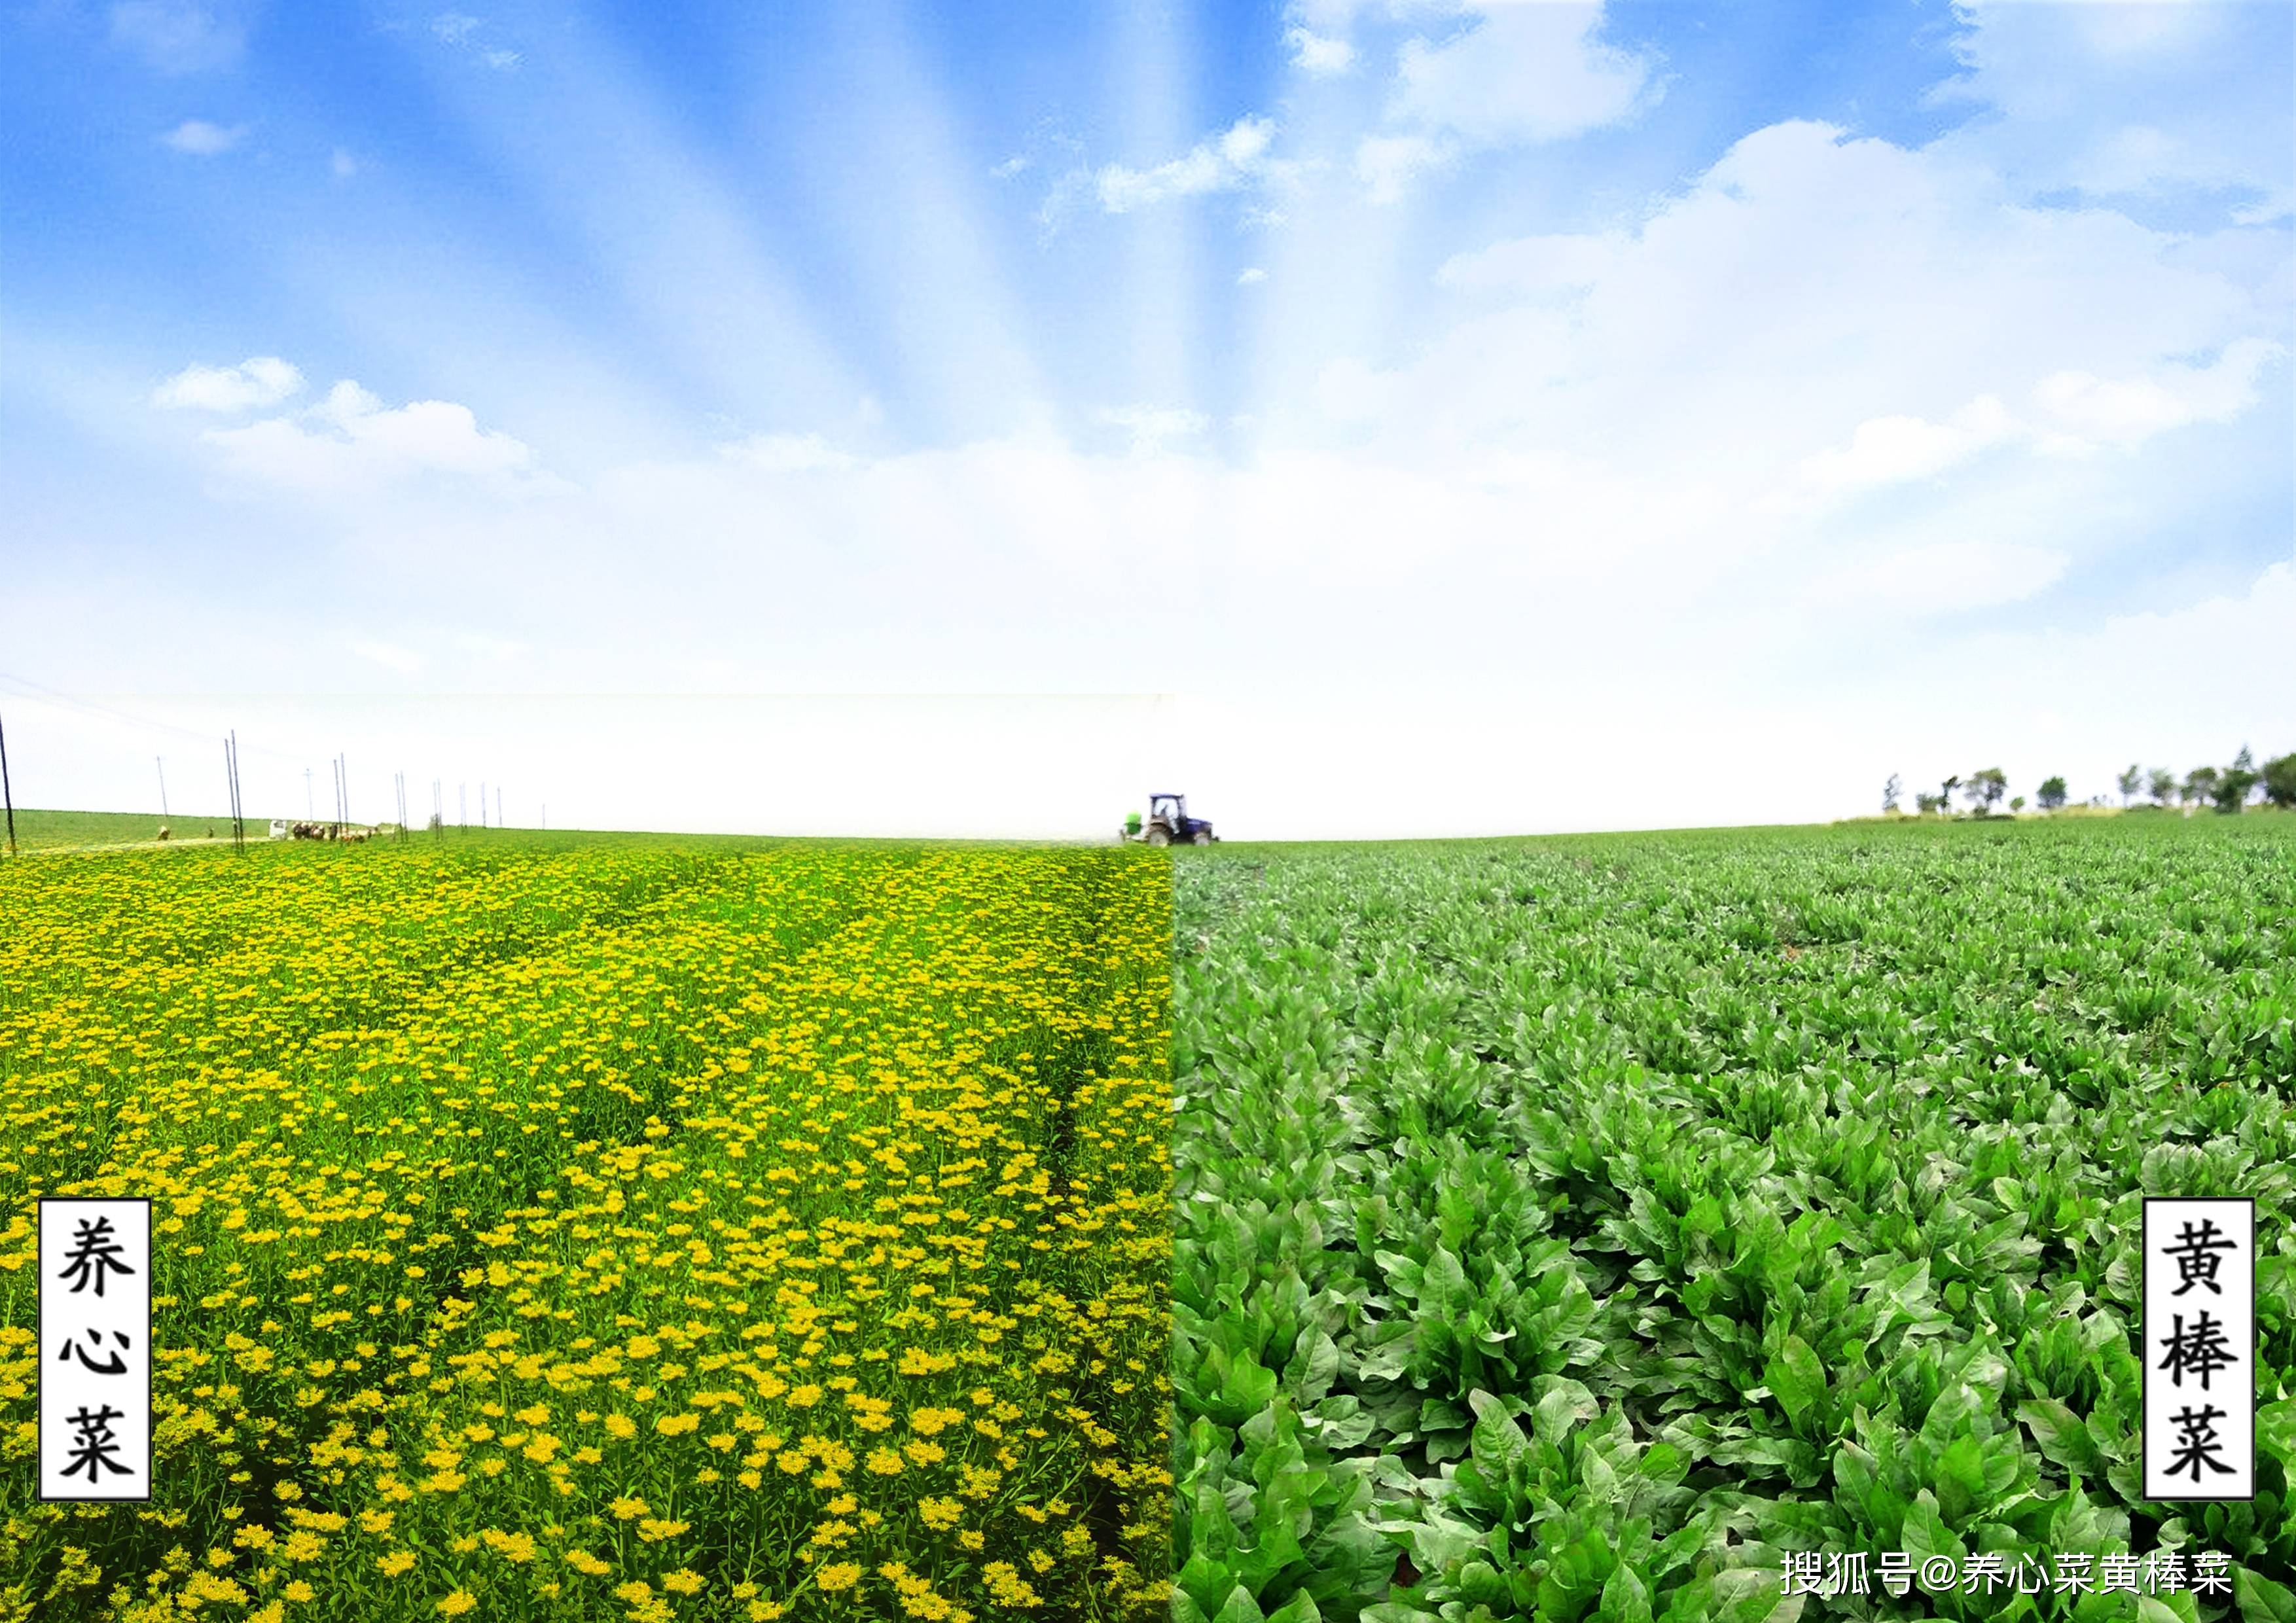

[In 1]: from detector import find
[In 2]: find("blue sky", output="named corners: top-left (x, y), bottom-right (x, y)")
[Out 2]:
top-left (2, 0), bottom-right (2289, 836)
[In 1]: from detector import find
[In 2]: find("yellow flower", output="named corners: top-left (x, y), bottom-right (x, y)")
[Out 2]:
top-left (865, 1446), bottom-right (904, 1476)
top-left (636, 1518), bottom-right (690, 1544)
top-left (437, 1595), bottom-right (478, 1618)
top-left (603, 1414), bottom-right (638, 1440)
top-left (608, 1495), bottom-right (650, 1521)
top-left (280, 1531), bottom-right (325, 1562)
top-left (482, 1529), bottom-right (537, 1563)
top-left (663, 1569), bottom-right (704, 1595)
top-left (815, 1563), bottom-right (862, 1594)
top-left (565, 1550), bottom-right (613, 1577)
top-left (379, 1552), bottom-right (416, 1577)
top-left (654, 1412), bottom-right (700, 1436)
top-left (283, 1580), bottom-right (315, 1603)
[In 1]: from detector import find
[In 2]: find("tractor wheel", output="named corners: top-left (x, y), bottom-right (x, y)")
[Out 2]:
top-left (1192, 830), bottom-right (1213, 845)
top-left (1145, 827), bottom-right (1171, 847)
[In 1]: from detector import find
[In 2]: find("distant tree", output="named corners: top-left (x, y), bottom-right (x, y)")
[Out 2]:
top-left (2214, 747), bottom-right (2259, 813)
top-left (2185, 766), bottom-right (2220, 809)
top-left (2117, 764), bottom-right (2143, 805)
top-left (1882, 774), bottom-right (1902, 813)
top-left (2037, 776), bottom-right (2068, 811)
top-left (2010, 795), bottom-right (2026, 813)
top-left (1941, 775), bottom-right (1961, 812)
top-left (2148, 767), bottom-right (2176, 806)
top-left (1965, 768), bottom-right (2007, 813)
top-left (2262, 753), bottom-right (2296, 809)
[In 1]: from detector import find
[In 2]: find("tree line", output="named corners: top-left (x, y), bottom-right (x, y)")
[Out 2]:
top-left (1882, 747), bottom-right (2295, 818)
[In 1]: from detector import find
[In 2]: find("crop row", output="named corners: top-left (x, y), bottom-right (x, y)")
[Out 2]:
top-left (0, 838), bottom-right (1174, 1623)
top-left (1172, 817), bottom-right (2296, 1622)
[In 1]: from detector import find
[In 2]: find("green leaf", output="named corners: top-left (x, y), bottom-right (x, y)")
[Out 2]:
top-left (1600, 1562), bottom-right (1655, 1623)
top-left (1467, 1388), bottom-right (1532, 1482)
top-left (2016, 1398), bottom-right (2104, 1478)
top-left (1213, 1585), bottom-right (1270, 1623)
top-left (1764, 1335), bottom-right (1825, 1429)
top-left (1265, 1593), bottom-right (1325, 1623)
top-left (2235, 1567), bottom-right (2296, 1623)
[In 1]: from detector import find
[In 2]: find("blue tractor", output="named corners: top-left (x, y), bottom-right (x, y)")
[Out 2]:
top-left (1137, 792), bottom-right (1215, 846)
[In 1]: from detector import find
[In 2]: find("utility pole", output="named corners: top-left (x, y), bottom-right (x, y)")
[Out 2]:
top-left (0, 707), bottom-right (16, 857)
top-left (459, 782), bottom-right (467, 829)
top-left (305, 766), bottom-right (314, 819)
top-left (224, 732), bottom-right (245, 853)
top-left (395, 771), bottom-right (408, 842)
top-left (157, 757), bottom-right (170, 821)
top-left (496, 785), bottom-right (503, 829)
top-left (480, 780), bottom-right (488, 829)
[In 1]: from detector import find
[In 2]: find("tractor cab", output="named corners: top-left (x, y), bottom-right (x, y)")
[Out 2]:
top-left (1141, 793), bottom-right (1215, 846)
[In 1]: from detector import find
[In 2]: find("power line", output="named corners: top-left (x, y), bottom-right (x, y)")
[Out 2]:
top-left (0, 672), bottom-right (310, 762)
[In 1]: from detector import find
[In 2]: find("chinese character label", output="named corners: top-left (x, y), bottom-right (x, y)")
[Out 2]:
top-left (39, 1199), bottom-right (151, 1501)
top-left (2144, 1198), bottom-right (2253, 1502)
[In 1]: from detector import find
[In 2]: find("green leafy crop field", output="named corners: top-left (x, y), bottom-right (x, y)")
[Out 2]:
top-left (1172, 816), bottom-right (2296, 1623)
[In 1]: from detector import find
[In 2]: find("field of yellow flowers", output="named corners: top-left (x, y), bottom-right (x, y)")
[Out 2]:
top-left (0, 834), bottom-right (1174, 1623)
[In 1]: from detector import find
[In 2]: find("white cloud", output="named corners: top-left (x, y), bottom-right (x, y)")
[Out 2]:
top-left (1437, 229), bottom-right (1625, 296)
top-left (1934, 0), bottom-right (2289, 209)
top-left (1098, 406), bottom-right (1210, 456)
top-left (201, 378), bottom-right (536, 493)
top-left (1237, 266), bottom-right (1269, 286)
top-left (2032, 337), bottom-right (2282, 446)
top-left (1286, 26), bottom-right (1357, 76)
top-left (717, 433), bottom-right (859, 474)
top-left (331, 148), bottom-right (359, 180)
top-left (1774, 395), bottom-right (2022, 508)
top-left (1391, 2), bottom-right (1657, 149)
top-left (109, 0), bottom-right (243, 75)
top-left (160, 118), bottom-right (245, 155)
top-left (991, 155), bottom-right (1031, 180)
top-left (152, 356), bottom-right (304, 412)
top-left (1093, 116), bottom-right (1282, 213)
top-left (429, 12), bottom-right (518, 68)
top-left (1342, 120), bottom-right (2272, 479)
top-left (1355, 132), bottom-right (1451, 204)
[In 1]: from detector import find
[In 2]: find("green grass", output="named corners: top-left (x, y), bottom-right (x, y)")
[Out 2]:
top-left (0, 807), bottom-right (273, 849)
top-left (1172, 812), bottom-right (2296, 1622)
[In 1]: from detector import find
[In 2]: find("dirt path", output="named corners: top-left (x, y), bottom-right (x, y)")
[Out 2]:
top-left (3, 835), bottom-right (251, 857)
